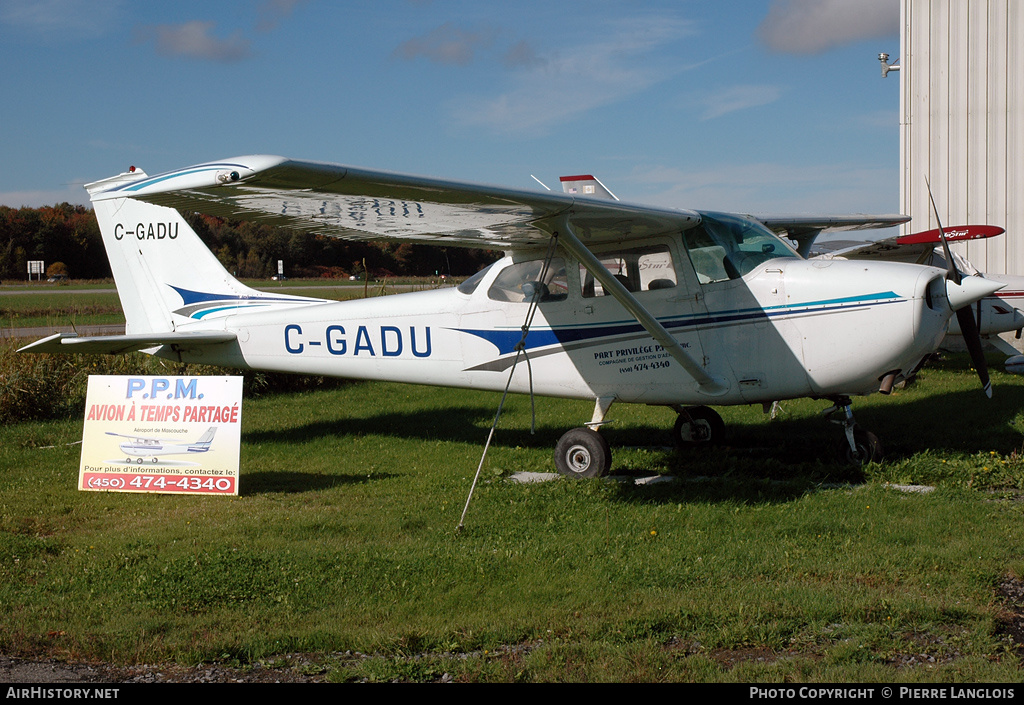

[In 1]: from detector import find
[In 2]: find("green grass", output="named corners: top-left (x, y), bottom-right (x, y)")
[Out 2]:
top-left (0, 291), bottom-right (125, 329)
top-left (1, 352), bottom-right (1024, 682)
top-left (0, 278), bottom-right (456, 329)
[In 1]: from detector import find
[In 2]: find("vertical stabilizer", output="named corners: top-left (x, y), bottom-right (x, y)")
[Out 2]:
top-left (194, 427), bottom-right (217, 446)
top-left (86, 169), bottom-right (324, 335)
top-left (188, 426), bottom-right (216, 453)
top-left (559, 175), bottom-right (619, 201)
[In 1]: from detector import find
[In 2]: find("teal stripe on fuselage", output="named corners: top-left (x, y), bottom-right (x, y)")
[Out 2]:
top-left (458, 292), bottom-right (904, 356)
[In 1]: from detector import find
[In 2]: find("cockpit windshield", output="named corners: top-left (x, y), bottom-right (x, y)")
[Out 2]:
top-left (457, 263), bottom-right (494, 295)
top-left (682, 212), bottom-right (799, 283)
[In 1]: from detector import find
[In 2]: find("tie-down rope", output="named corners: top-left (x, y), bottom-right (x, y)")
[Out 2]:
top-left (457, 235), bottom-right (559, 532)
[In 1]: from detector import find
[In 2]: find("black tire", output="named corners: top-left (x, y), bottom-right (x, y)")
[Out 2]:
top-left (554, 427), bottom-right (612, 478)
top-left (673, 406), bottom-right (725, 448)
top-left (838, 428), bottom-right (883, 465)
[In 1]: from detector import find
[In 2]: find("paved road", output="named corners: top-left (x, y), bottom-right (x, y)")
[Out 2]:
top-left (0, 288), bottom-right (117, 295)
top-left (0, 283), bottom-right (441, 296)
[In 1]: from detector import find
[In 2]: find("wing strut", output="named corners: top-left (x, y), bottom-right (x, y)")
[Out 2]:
top-left (553, 216), bottom-right (729, 397)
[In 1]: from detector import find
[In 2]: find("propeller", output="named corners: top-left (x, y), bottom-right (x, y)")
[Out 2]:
top-left (925, 177), bottom-right (993, 398)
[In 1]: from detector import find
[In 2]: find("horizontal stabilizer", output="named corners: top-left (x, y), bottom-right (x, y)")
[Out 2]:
top-left (17, 331), bottom-right (237, 355)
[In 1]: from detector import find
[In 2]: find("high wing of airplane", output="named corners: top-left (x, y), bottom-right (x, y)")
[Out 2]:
top-left (19, 155), bottom-right (1004, 475)
top-left (811, 225), bottom-right (1024, 361)
top-left (106, 427), bottom-right (217, 464)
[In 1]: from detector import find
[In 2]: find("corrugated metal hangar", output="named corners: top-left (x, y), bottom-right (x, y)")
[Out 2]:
top-left (897, 0), bottom-right (1024, 276)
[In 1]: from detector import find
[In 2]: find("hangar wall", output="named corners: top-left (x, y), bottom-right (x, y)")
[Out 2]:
top-left (900, 0), bottom-right (1024, 276)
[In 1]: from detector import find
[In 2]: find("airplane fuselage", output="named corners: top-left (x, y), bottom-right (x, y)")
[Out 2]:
top-left (160, 245), bottom-right (951, 408)
top-left (117, 441), bottom-right (211, 458)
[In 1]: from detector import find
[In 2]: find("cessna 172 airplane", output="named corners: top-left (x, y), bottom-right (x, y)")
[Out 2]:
top-left (107, 427), bottom-right (217, 464)
top-left (18, 155), bottom-right (1004, 475)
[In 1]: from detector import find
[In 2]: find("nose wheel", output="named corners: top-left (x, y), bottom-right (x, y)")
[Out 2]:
top-left (839, 427), bottom-right (883, 465)
top-left (823, 397), bottom-right (883, 465)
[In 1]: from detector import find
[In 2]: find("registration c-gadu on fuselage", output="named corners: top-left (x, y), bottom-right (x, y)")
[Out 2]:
top-left (284, 324), bottom-right (432, 358)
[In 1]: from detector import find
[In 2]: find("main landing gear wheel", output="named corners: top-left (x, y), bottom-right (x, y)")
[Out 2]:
top-left (554, 427), bottom-right (612, 478)
top-left (673, 406), bottom-right (724, 448)
top-left (838, 428), bottom-right (883, 465)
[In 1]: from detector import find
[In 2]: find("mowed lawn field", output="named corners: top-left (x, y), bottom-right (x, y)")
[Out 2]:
top-left (2, 287), bottom-right (1024, 682)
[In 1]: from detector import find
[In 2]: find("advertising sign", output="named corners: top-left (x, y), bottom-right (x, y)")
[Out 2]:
top-left (79, 375), bottom-right (243, 495)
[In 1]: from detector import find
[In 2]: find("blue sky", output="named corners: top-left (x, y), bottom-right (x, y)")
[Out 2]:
top-left (0, 0), bottom-right (902, 220)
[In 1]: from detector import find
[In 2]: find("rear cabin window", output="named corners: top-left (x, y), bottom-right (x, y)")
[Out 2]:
top-left (580, 245), bottom-right (677, 297)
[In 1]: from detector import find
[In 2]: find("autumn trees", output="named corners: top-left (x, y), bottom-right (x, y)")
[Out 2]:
top-left (0, 206), bottom-right (495, 281)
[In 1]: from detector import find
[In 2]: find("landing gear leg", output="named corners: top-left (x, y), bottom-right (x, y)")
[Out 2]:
top-left (822, 396), bottom-right (882, 465)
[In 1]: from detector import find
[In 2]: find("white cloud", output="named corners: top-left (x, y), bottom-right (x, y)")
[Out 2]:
top-left (136, 21), bottom-right (251, 63)
top-left (0, 186), bottom-right (90, 209)
top-left (392, 23), bottom-right (496, 66)
top-left (0, 0), bottom-right (123, 39)
top-left (699, 85), bottom-right (782, 120)
top-left (256, 0), bottom-right (306, 32)
top-left (758, 0), bottom-right (899, 55)
top-left (503, 40), bottom-right (546, 69)
top-left (629, 161), bottom-right (898, 214)
top-left (453, 15), bottom-right (696, 134)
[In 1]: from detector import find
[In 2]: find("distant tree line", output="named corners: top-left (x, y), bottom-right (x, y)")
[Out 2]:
top-left (0, 204), bottom-right (498, 281)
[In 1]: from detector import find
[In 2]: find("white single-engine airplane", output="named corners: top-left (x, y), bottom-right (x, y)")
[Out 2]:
top-left (20, 156), bottom-right (1003, 475)
top-left (107, 427), bottom-right (217, 464)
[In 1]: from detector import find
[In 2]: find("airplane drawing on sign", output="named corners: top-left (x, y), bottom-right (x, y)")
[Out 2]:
top-left (108, 427), bottom-right (217, 464)
top-left (20, 155), bottom-right (1002, 475)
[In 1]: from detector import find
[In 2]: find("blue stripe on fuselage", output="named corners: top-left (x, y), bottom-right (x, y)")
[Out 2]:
top-left (457, 291), bottom-right (902, 356)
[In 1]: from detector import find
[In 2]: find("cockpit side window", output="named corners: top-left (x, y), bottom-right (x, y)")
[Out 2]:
top-left (682, 212), bottom-right (799, 283)
top-left (487, 258), bottom-right (568, 303)
top-left (580, 245), bottom-right (678, 298)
